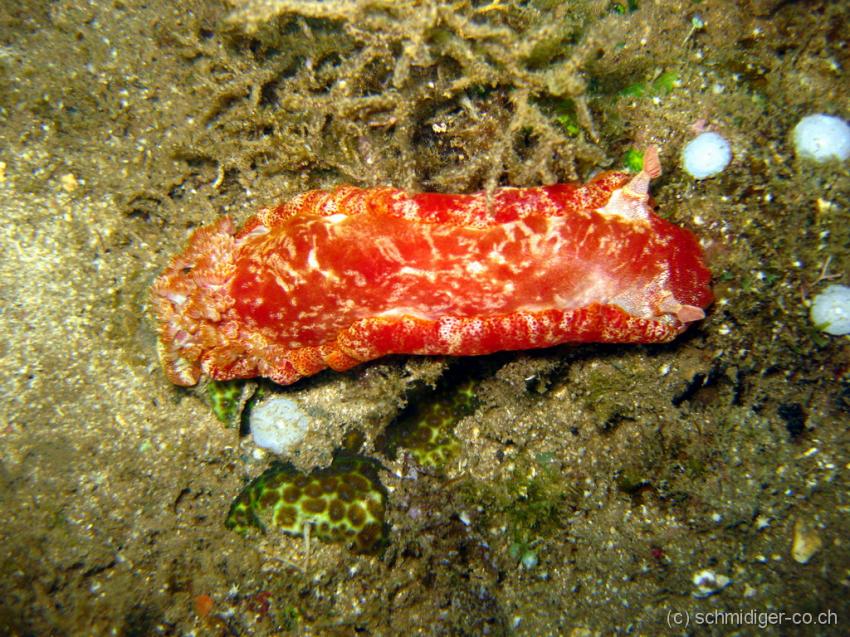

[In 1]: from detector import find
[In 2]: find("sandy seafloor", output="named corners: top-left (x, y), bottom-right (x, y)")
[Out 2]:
top-left (1, 0), bottom-right (849, 635)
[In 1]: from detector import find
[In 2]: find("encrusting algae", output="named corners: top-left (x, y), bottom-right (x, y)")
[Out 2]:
top-left (226, 456), bottom-right (387, 553)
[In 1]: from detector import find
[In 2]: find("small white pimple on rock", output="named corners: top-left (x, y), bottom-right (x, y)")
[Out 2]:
top-left (793, 114), bottom-right (850, 163)
top-left (810, 284), bottom-right (850, 335)
top-left (682, 132), bottom-right (732, 179)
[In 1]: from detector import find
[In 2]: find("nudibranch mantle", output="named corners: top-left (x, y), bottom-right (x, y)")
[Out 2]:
top-left (153, 148), bottom-right (712, 387)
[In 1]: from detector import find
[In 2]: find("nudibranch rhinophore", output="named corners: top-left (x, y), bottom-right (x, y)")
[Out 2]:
top-left (152, 147), bottom-right (712, 387)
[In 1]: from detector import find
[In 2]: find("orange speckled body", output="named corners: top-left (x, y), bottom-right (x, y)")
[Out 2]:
top-left (152, 165), bottom-right (712, 386)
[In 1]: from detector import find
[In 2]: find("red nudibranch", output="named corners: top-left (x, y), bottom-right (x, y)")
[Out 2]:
top-left (152, 147), bottom-right (712, 387)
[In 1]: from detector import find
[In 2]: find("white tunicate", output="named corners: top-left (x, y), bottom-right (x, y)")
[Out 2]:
top-left (682, 131), bottom-right (732, 179)
top-left (810, 284), bottom-right (850, 336)
top-left (250, 395), bottom-right (311, 455)
top-left (793, 114), bottom-right (850, 163)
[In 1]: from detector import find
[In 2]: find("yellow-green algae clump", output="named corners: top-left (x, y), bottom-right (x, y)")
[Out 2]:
top-left (226, 456), bottom-right (386, 553)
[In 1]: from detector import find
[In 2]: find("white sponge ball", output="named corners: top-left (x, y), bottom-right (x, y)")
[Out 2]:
top-left (250, 395), bottom-right (311, 455)
top-left (793, 114), bottom-right (850, 162)
top-left (682, 132), bottom-right (732, 179)
top-left (810, 284), bottom-right (850, 336)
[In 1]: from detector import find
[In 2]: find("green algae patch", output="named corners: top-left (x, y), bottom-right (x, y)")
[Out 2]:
top-left (457, 452), bottom-right (581, 562)
top-left (608, 0), bottom-right (639, 15)
top-left (617, 70), bottom-right (679, 99)
top-left (622, 147), bottom-right (644, 172)
top-left (226, 456), bottom-right (387, 553)
top-left (651, 70), bottom-right (679, 95)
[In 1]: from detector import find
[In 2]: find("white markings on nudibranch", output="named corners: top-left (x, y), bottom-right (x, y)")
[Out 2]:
top-left (397, 199), bottom-right (421, 220)
top-left (437, 317), bottom-right (464, 350)
top-left (577, 222), bottom-right (596, 249)
top-left (376, 306), bottom-right (430, 320)
top-left (266, 253), bottom-right (296, 293)
top-left (465, 261), bottom-right (486, 275)
top-left (307, 248), bottom-right (320, 270)
top-left (345, 270), bottom-right (367, 287)
top-left (522, 314), bottom-right (540, 337)
top-left (488, 249), bottom-right (508, 265)
top-left (374, 236), bottom-right (405, 264)
top-left (279, 236), bottom-right (297, 259)
top-left (398, 265), bottom-right (437, 283)
top-left (421, 228), bottom-right (439, 262)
